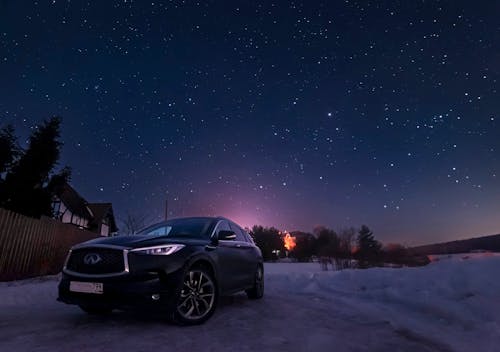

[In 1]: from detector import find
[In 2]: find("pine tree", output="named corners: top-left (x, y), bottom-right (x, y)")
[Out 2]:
top-left (356, 225), bottom-right (382, 266)
top-left (0, 124), bottom-right (20, 207)
top-left (0, 124), bottom-right (19, 174)
top-left (1, 117), bottom-right (70, 218)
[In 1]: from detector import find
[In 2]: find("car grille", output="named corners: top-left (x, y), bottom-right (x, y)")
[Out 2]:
top-left (66, 247), bottom-right (125, 275)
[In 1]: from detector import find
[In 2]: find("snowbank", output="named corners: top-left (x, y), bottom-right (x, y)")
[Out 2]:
top-left (265, 255), bottom-right (500, 351)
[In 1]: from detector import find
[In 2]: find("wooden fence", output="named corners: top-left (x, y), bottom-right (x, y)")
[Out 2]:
top-left (0, 208), bottom-right (100, 281)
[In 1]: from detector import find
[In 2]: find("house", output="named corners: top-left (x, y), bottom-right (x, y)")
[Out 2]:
top-left (51, 182), bottom-right (118, 236)
top-left (87, 203), bottom-right (117, 237)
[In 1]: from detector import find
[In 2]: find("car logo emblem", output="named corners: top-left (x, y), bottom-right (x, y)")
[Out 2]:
top-left (83, 253), bottom-right (102, 265)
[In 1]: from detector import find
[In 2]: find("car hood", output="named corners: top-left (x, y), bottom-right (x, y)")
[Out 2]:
top-left (74, 235), bottom-right (209, 249)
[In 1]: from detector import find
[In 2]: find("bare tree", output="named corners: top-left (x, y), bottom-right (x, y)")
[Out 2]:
top-left (339, 227), bottom-right (356, 255)
top-left (120, 212), bottom-right (151, 235)
top-left (336, 227), bottom-right (357, 269)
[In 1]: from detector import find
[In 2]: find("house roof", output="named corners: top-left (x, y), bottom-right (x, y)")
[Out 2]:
top-left (56, 183), bottom-right (93, 220)
top-left (55, 182), bottom-right (119, 233)
top-left (87, 203), bottom-right (118, 233)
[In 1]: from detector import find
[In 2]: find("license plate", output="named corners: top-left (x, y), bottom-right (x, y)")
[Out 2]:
top-left (70, 281), bottom-right (103, 294)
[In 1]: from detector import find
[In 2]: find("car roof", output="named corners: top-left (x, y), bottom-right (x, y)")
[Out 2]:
top-left (160, 216), bottom-right (229, 223)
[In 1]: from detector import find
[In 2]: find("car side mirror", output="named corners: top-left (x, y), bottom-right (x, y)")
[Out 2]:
top-left (218, 230), bottom-right (236, 241)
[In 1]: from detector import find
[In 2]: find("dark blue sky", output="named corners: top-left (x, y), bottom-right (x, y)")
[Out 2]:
top-left (1, 1), bottom-right (499, 245)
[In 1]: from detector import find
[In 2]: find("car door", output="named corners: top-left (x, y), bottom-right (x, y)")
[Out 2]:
top-left (213, 220), bottom-right (243, 293)
top-left (229, 222), bottom-right (258, 289)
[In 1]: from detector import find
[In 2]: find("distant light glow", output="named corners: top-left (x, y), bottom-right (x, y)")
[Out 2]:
top-left (283, 232), bottom-right (297, 251)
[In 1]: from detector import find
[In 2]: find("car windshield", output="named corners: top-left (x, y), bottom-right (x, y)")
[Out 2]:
top-left (137, 218), bottom-right (213, 238)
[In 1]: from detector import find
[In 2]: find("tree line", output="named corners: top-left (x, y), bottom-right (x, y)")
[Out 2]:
top-left (250, 225), bottom-right (429, 268)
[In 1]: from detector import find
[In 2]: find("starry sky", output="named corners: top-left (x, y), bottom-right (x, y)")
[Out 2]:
top-left (1, 0), bottom-right (499, 245)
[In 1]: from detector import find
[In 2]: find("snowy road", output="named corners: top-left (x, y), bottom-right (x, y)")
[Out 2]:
top-left (1, 258), bottom-right (499, 352)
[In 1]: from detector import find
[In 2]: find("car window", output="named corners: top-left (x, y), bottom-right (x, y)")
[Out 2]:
top-left (243, 229), bottom-right (255, 244)
top-left (214, 220), bottom-right (232, 239)
top-left (229, 222), bottom-right (247, 242)
top-left (138, 218), bottom-right (212, 238)
top-left (144, 226), bottom-right (171, 236)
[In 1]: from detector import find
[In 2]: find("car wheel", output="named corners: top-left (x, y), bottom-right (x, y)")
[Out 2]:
top-left (246, 265), bottom-right (264, 299)
top-left (173, 268), bottom-right (217, 325)
top-left (78, 304), bottom-right (113, 315)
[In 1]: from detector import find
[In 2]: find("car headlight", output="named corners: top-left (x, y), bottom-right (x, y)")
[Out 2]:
top-left (132, 244), bottom-right (185, 255)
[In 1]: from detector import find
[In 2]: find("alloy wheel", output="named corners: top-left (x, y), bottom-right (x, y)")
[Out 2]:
top-left (176, 269), bottom-right (216, 321)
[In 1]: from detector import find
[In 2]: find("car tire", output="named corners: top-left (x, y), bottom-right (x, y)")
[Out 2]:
top-left (170, 267), bottom-right (218, 325)
top-left (78, 304), bottom-right (113, 315)
top-left (246, 265), bottom-right (264, 299)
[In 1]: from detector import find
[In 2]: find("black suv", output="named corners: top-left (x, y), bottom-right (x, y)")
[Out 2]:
top-left (58, 217), bottom-right (264, 324)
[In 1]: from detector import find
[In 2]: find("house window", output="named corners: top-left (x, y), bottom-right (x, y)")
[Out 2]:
top-left (101, 223), bottom-right (109, 236)
top-left (52, 200), bottom-right (63, 219)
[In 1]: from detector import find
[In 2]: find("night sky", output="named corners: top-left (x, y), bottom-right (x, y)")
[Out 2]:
top-left (1, 1), bottom-right (499, 245)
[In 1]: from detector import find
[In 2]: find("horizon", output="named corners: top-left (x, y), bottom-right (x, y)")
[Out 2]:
top-left (1, 1), bottom-right (499, 246)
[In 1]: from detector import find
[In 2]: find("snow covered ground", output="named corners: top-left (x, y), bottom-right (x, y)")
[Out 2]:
top-left (1, 254), bottom-right (499, 352)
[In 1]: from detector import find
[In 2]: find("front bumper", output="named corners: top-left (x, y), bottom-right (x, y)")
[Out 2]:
top-left (58, 273), bottom-right (176, 310)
